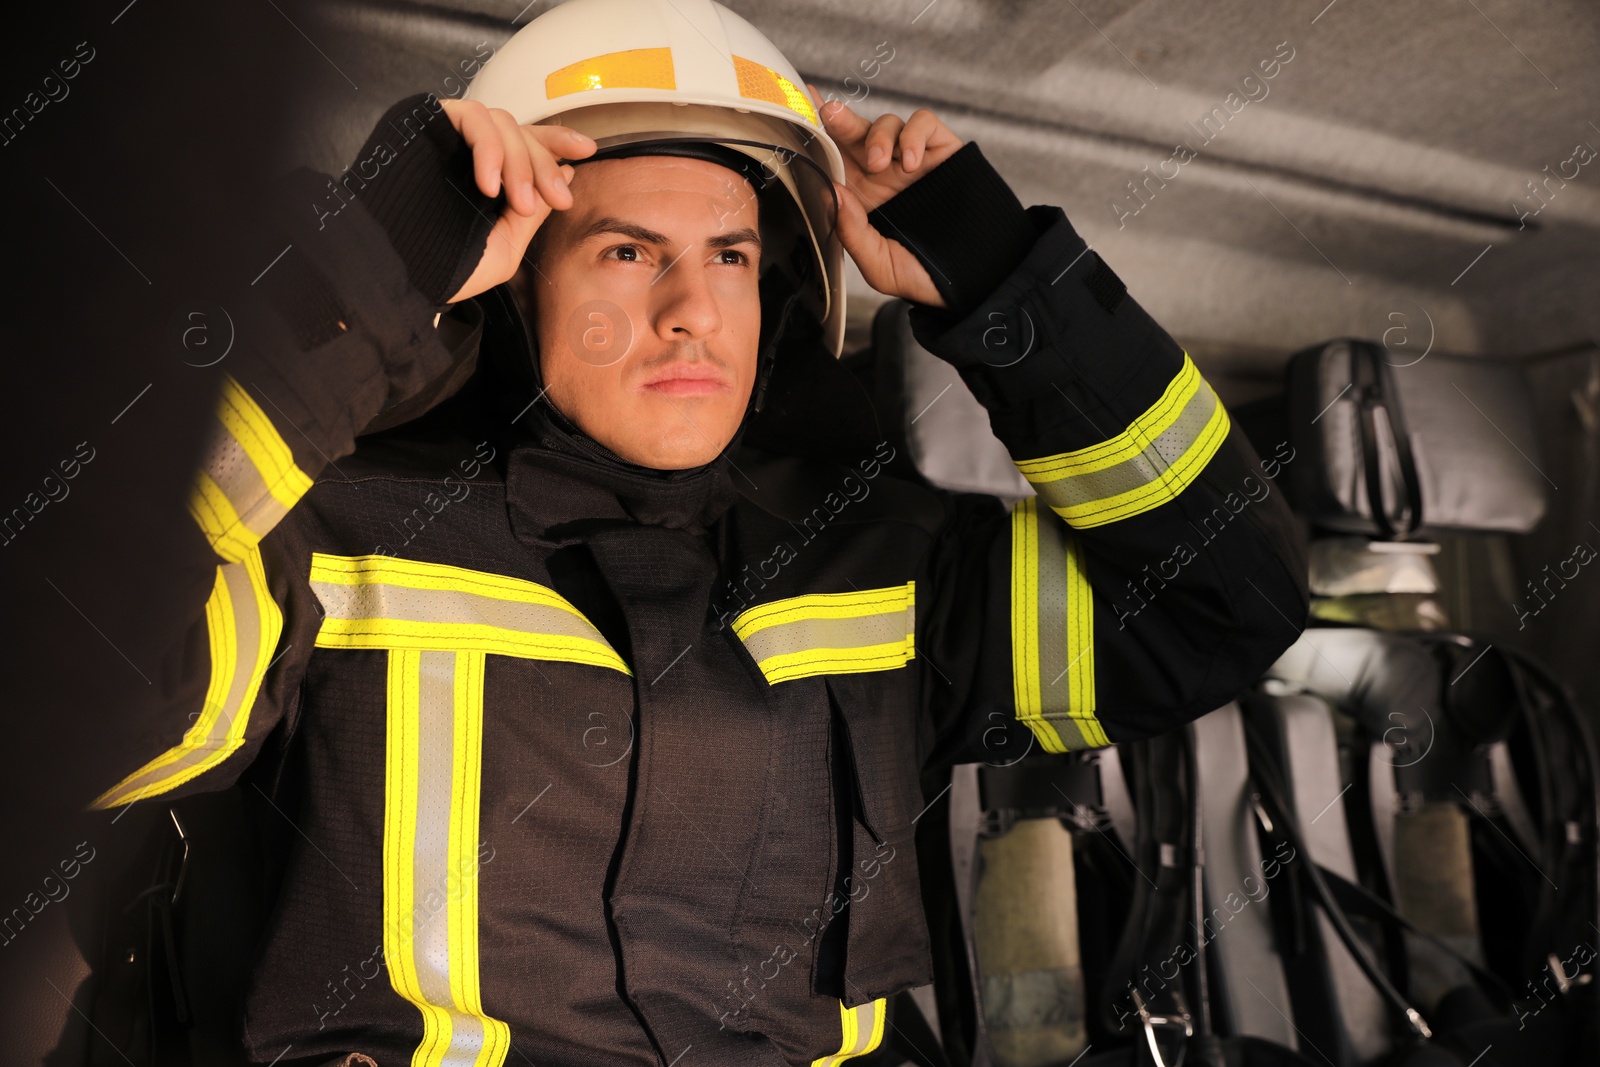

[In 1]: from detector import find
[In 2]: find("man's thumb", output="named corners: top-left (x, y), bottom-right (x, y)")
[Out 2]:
top-left (447, 199), bottom-right (546, 304)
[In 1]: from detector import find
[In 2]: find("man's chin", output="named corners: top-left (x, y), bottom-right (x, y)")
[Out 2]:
top-left (624, 448), bottom-right (729, 471)
top-left (557, 390), bottom-right (746, 469)
top-left (601, 423), bottom-right (737, 471)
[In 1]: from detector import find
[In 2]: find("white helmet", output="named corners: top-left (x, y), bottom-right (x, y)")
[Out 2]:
top-left (466, 0), bottom-right (848, 357)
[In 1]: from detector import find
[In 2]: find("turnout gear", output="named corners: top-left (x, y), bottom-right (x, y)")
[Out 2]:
top-left (82, 57), bottom-right (1307, 1067)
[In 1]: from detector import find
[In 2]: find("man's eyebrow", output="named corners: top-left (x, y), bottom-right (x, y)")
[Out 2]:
top-left (707, 227), bottom-right (761, 250)
top-left (575, 216), bottom-right (670, 246)
top-left (576, 216), bottom-right (761, 250)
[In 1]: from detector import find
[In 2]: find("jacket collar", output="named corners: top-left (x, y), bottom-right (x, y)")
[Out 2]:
top-left (503, 394), bottom-right (740, 544)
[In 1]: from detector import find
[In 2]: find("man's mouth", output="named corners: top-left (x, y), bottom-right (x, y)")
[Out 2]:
top-left (640, 362), bottom-right (730, 396)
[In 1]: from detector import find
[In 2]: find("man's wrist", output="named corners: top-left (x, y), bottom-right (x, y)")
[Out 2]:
top-left (865, 141), bottom-right (1037, 321)
top-left (343, 93), bottom-right (499, 310)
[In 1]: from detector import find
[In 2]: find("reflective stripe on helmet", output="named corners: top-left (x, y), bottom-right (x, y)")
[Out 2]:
top-left (545, 46), bottom-right (676, 98)
top-left (733, 55), bottom-right (817, 125)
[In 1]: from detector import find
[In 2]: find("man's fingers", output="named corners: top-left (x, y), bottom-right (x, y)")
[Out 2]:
top-left (445, 100), bottom-right (507, 199)
top-left (813, 88), bottom-right (873, 146)
top-left (440, 101), bottom-right (593, 213)
top-left (831, 180), bottom-right (890, 286)
top-left (805, 80), bottom-right (846, 128)
top-left (897, 109), bottom-right (941, 172)
top-left (494, 164), bottom-right (569, 260)
top-left (448, 160), bottom-right (576, 304)
top-left (831, 179), bottom-right (945, 308)
top-left (448, 177), bottom-right (563, 305)
top-left (550, 161), bottom-right (577, 213)
top-left (518, 127), bottom-right (581, 212)
top-left (864, 113), bottom-right (905, 172)
top-left (489, 108), bottom-right (537, 214)
top-left (498, 196), bottom-right (548, 252)
top-left (531, 124), bottom-right (598, 165)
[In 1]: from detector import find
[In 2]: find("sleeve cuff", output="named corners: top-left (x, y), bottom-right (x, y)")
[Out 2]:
top-left (901, 203), bottom-right (1182, 446)
top-left (864, 140), bottom-right (1036, 321)
top-left (231, 161), bottom-right (484, 479)
top-left (336, 93), bottom-right (499, 309)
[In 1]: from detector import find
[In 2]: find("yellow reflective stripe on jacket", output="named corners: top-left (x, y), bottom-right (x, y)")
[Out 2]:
top-left (310, 554), bottom-right (630, 675)
top-left (1014, 354), bottom-right (1229, 529)
top-left (384, 649), bottom-right (511, 1067)
top-left (732, 584), bottom-right (914, 685)
top-left (811, 997), bottom-right (887, 1066)
top-left (1010, 498), bottom-right (1107, 753)
top-left (189, 376), bottom-right (313, 563)
top-left (92, 548), bottom-right (281, 808)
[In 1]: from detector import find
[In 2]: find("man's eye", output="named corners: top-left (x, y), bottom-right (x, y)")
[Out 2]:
top-left (717, 249), bottom-right (751, 266)
top-left (602, 244), bottom-right (645, 263)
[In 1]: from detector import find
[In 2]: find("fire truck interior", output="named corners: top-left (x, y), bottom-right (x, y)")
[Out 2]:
top-left (7, 1), bottom-right (1598, 1065)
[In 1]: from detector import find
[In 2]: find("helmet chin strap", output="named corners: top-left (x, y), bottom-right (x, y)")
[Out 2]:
top-left (749, 201), bottom-right (820, 417)
top-left (750, 283), bottom-right (802, 416)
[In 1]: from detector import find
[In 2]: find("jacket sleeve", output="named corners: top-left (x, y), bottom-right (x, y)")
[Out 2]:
top-left (864, 143), bottom-right (1311, 767)
top-left (90, 94), bottom-right (496, 808)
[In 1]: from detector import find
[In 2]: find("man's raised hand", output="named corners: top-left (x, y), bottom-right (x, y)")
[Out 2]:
top-left (439, 99), bottom-right (597, 304)
top-left (805, 84), bottom-right (965, 309)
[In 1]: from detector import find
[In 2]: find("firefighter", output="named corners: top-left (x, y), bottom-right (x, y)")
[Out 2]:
top-left (86, 0), bottom-right (1308, 1063)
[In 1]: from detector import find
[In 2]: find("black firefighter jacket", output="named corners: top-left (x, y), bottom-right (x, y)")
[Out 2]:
top-left (88, 94), bottom-right (1309, 1067)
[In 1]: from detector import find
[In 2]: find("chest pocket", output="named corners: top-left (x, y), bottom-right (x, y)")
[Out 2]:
top-left (309, 552), bottom-right (630, 675)
top-left (732, 582), bottom-right (921, 844)
top-left (730, 582), bottom-right (914, 685)
top-left (733, 583), bottom-right (932, 997)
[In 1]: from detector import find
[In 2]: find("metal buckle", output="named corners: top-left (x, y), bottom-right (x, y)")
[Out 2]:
top-left (167, 808), bottom-right (191, 905)
top-left (1131, 986), bottom-right (1193, 1067)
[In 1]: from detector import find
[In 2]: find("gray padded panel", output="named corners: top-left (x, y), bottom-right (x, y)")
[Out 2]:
top-left (1270, 692), bottom-right (1393, 1065)
top-left (882, 300), bottom-right (1035, 500)
top-left (949, 762), bottom-right (994, 1064)
top-left (1266, 628), bottom-right (1437, 743)
top-left (1367, 743), bottom-right (1399, 911)
top-left (1190, 703), bottom-right (1297, 1048)
top-left (1301, 341), bottom-right (1547, 535)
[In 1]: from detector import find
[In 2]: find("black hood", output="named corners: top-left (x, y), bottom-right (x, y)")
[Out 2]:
top-left (357, 260), bottom-right (884, 532)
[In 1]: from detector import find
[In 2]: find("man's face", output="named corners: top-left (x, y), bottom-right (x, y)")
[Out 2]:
top-left (522, 155), bottom-right (763, 470)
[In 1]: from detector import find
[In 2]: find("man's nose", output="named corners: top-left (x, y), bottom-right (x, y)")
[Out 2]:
top-left (649, 250), bottom-right (723, 342)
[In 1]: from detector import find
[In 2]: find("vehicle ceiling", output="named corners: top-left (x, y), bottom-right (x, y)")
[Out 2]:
top-left (299, 0), bottom-right (1600, 382)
